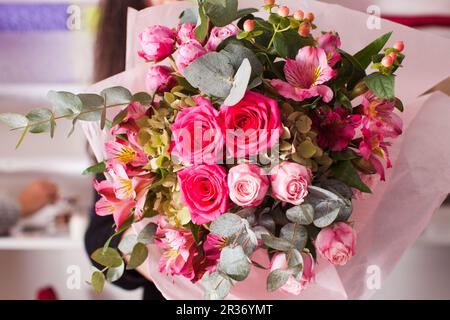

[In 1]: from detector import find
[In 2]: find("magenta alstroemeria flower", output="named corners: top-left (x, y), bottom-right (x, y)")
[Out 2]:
top-left (317, 32), bottom-right (341, 67)
top-left (361, 92), bottom-right (403, 138)
top-left (359, 128), bottom-right (392, 181)
top-left (316, 107), bottom-right (361, 152)
top-left (271, 46), bottom-right (337, 102)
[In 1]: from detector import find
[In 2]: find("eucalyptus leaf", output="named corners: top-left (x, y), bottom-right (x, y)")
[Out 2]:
top-left (47, 91), bottom-right (83, 116)
top-left (259, 213), bottom-right (276, 234)
top-left (285, 204), bottom-right (314, 225)
top-left (126, 242), bottom-right (148, 270)
top-left (118, 234), bottom-right (138, 255)
top-left (202, 271), bottom-right (232, 300)
top-left (223, 58), bottom-right (251, 106)
top-left (184, 52), bottom-right (234, 98)
top-left (319, 179), bottom-right (353, 199)
top-left (205, 0), bottom-right (238, 27)
top-left (210, 213), bottom-right (244, 238)
top-left (77, 94), bottom-right (104, 121)
top-left (280, 223), bottom-right (308, 251)
top-left (313, 200), bottom-right (340, 228)
top-left (0, 113), bottom-right (28, 129)
top-left (82, 161), bottom-right (106, 175)
top-left (267, 268), bottom-right (293, 292)
top-left (222, 43), bottom-right (263, 77)
top-left (91, 247), bottom-right (122, 268)
top-left (26, 108), bottom-right (53, 133)
top-left (91, 271), bottom-right (105, 293)
top-left (137, 222), bottom-right (157, 244)
top-left (261, 234), bottom-right (293, 251)
top-left (100, 86), bottom-right (132, 106)
top-left (106, 261), bottom-right (125, 283)
top-left (219, 246), bottom-right (250, 281)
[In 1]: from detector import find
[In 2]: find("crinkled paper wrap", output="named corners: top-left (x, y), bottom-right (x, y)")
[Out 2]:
top-left (82, 0), bottom-right (450, 299)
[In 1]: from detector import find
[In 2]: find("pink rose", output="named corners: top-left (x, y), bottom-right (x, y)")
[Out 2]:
top-left (270, 161), bottom-right (312, 205)
top-left (155, 218), bottom-right (197, 280)
top-left (175, 40), bottom-right (207, 73)
top-left (176, 23), bottom-right (197, 44)
top-left (178, 164), bottom-right (230, 225)
top-left (170, 96), bottom-right (224, 165)
top-left (219, 91), bottom-right (282, 158)
top-left (228, 164), bottom-right (269, 207)
top-left (269, 252), bottom-right (315, 295)
top-left (138, 25), bottom-right (176, 62)
top-left (206, 24), bottom-right (239, 51)
top-left (315, 222), bottom-right (356, 266)
top-left (146, 65), bottom-right (177, 94)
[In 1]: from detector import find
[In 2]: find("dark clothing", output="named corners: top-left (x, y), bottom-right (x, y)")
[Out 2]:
top-left (84, 177), bottom-right (164, 300)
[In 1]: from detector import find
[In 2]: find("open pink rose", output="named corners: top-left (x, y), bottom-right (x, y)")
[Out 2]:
top-left (146, 65), bottom-right (177, 94)
top-left (176, 23), bottom-right (196, 44)
top-left (170, 96), bottom-right (224, 165)
top-left (270, 161), bottom-right (312, 205)
top-left (219, 91), bottom-right (282, 158)
top-left (269, 252), bottom-right (315, 295)
top-left (138, 25), bottom-right (176, 62)
top-left (315, 222), bottom-right (356, 266)
top-left (175, 40), bottom-right (207, 73)
top-left (228, 164), bottom-right (269, 207)
top-left (206, 24), bottom-right (239, 51)
top-left (178, 164), bottom-right (230, 225)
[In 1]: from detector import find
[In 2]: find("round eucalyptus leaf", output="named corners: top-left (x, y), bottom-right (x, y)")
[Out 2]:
top-left (267, 268), bottom-right (293, 292)
top-left (91, 271), bottom-right (105, 294)
top-left (261, 234), bottom-right (293, 251)
top-left (286, 204), bottom-right (314, 225)
top-left (219, 246), bottom-right (250, 281)
top-left (118, 234), bottom-right (138, 255)
top-left (106, 261), bottom-right (125, 283)
top-left (210, 213), bottom-right (244, 238)
top-left (320, 179), bottom-right (353, 199)
top-left (201, 272), bottom-right (232, 300)
top-left (259, 213), bottom-right (276, 234)
top-left (280, 223), bottom-right (308, 251)
top-left (91, 247), bottom-right (123, 268)
top-left (223, 58), bottom-right (252, 106)
top-left (313, 200), bottom-right (340, 228)
top-left (26, 108), bottom-right (53, 133)
top-left (126, 242), bottom-right (148, 270)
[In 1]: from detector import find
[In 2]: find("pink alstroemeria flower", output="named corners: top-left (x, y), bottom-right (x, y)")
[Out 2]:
top-left (271, 46), bottom-right (337, 102)
top-left (361, 92), bottom-right (403, 138)
top-left (316, 107), bottom-right (362, 152)
top-left (359, 128), bottom-right (392, 181)
top-left (203, 233), bottom-right (226, 272)
top-left (93, 179), bottom-right (135, 229)
top-left (317, 32), bottom-right (341, 67)
top-left (105, 137), bottom-right (148, 167)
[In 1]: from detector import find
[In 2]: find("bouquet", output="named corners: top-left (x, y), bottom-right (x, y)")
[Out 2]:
top-left (0, 0), bottom-right (408, 299)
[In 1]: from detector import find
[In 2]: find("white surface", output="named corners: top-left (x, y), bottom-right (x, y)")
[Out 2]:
top-left (0, 237), bottom-right (82, 250)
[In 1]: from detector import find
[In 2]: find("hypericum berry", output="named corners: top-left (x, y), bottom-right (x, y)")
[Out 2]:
top-left (243, 19), bottom-right (255, 32)
top-left (305, 12), bottom-right (315, 22)
top-left (264, 0), bottom-right (275, 5)
top-left (293, 10), bottom-right (304, 20)
top-left (393, 41), bottom-right (404, 52)
top-left (381, 55), bottom-right (394, 67)
top-left (278, 6), bottom-right (290, 17)
top-left (389, 52), bottom-right (398, 61)
top-left (299, 22), bottom-right (311, 37)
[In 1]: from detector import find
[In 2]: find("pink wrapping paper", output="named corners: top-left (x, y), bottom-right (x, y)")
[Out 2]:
top-left (81, 0), bottom-right (450, 299)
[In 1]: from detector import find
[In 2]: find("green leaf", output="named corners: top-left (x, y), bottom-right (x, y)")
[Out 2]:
top-left (195, 4), bottom-right (209, 42)
top-left (106, 261), bottom-right (125, 283)
top-left (338, 49), bottom-right (366, 90)
top-left (15, 126), bottom-right (29, 149)
top-left (91, 271), bottom-right (105, 294)
top-left (330, 148), bottom-right (359, 161)
top-left (126, 242), bottom-right (148, 270)
top-left (261, 234), bottom-right (293, 251)
top-left (353, 31), bottom-right (392, 70)
top-left (267, 268), bottom-right (292, 292)
top-left (118, 234), bottom-right (138, 255)
top-left (223, 58), bottom-right (251, 106)
top-left (111, 108), bottom-right (128, 127)
top-left (337, 91), bottom-right (352, 111)
top-left (395, 98), bottom-right (404, 112)
top-left (100, 86), bottom-right (132, 106)
top-left (0, 113), bottom-right (28, 129)
top-left (132, 92), bottom-right (152, 103)
top-left (77, 94), bottom-right (104, 121)
top-left (320, 179), bottom-right (353, 199)
top-left (331, 160), bottom-right (371, 193)
top-left (313, 200), bottom-right (340, 228)
top-left (364, 72), bottom-right (395, 99)
top-left (82, 161), bottom-right (106, 175)
top-left (47, 91), bottom-right (83, 116)
top-left (184, 52), bottom-right (234, 98)
top-left (210, 213), bottom-right (243, 238)
top-left (205, 0), bottom-right (238, 27)
top-left (50, 114), bottom-right (56, 138)
top-left (221, 43), bottom-right (264, 77)
top-left (280, 223), bottom-right (308, 251)
top-left (273, 30), bottom-right (314, 59)
top-left (286, 204), bottom-right (314, 225)
top-left (91, 247), bottom-right (123, 268)
top-left (137, 222), bottom-right (157, 244)
top-left (219, 246), bottom-right (250, 281)
top-left (201, 271), bottom-right (232, 300)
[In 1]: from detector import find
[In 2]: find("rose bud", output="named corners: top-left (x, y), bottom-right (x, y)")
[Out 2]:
top-left (315, 222), bottom-right (356, 266)
top-left (381, 55), bottom-right (394, 67)
top-left (138, 25), bottom-right (176, 62)
top-left (278, 6), bottom-right (290, 17)
top-left (243, 19), bottom-right (255, 32)
top-left (207, 24), bottom-right (239, 51)
top-left (146, 65), bottom-right (177, 94)
top-left (305, 12), bottom-right (315, 22)
top-left (293, 10), bottom-right (304, 20)
top-left (298, 22), bottom-right (311, 37)
top-left (175, 40), bottom-right (207, 74)
top-left (393, 40), bottom-right (404, 52)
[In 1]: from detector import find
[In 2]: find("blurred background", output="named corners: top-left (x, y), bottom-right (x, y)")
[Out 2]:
top-left (0, 0), bottom-right (449, 300)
